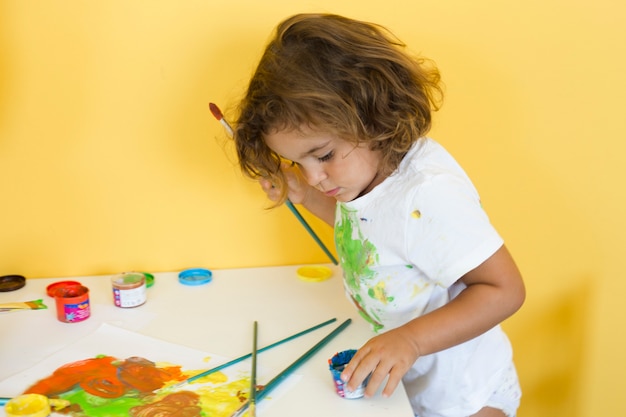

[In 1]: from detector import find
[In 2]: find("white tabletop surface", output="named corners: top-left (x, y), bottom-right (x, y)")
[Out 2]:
top-left (0, 265), bottom-right (414, 416)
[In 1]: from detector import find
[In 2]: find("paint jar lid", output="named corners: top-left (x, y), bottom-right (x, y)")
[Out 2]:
top-left (112, 272), bottom-right (146, 287)
top-left (141, 272), bottom-right (155, 288)
top-left (0, 275), bottom-right (26, 292)
top-left (46, 280), bottom-right (82, 297)
top-left (178, 268), bottom-right (212, 286)
top-left (297, 266), bottom-right (333, 282)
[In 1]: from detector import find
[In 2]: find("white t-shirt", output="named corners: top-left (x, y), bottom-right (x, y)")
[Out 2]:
top-left (335, 138), bottom-right (514, 417)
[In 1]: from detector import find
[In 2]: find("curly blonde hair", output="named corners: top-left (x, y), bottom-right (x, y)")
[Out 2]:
top-left (234, 13), bottom-right (443, 201)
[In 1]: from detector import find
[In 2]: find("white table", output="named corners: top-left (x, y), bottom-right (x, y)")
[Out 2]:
top-left (0, 265), bottom-right (414, 416)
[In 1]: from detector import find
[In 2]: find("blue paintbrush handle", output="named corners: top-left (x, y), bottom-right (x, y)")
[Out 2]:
top-left (285, 200), bottom-right (338, 265)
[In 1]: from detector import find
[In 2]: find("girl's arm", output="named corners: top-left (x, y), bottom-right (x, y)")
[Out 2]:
top-left (341, 244), bottom-right (525, 397)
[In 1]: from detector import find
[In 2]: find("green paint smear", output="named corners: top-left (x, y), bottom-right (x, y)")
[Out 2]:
top-left (60, 389), bottom-right (143, 416)
top-left (335, 204), bottom-right (378, 290)
top-left (335, 203), bottom-right (384, 332)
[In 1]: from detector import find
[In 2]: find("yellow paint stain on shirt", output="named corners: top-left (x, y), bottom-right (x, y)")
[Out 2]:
top-left (411, 209), bottom-right (421, 219)
top-left (410, 283), bottom-right (429, 297)
top-left (371, 281), bottom-right (389, 304)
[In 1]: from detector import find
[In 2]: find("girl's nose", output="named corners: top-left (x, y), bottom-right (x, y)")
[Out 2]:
top-left (301, 165), bottom-right (327, 187)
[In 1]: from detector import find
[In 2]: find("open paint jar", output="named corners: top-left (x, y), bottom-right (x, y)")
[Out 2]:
top-left (111, 272), bottom-right (147, 308)
top-left (328, 349), bottom-right (370, 399)
top-left (54, 284), bottom-right (90, 323)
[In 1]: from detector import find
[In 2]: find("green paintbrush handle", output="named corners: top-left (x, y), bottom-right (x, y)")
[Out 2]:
top-left (257, 318), bottom-right (352, 401)
top-left (172, 317), bottom-right (338, 389)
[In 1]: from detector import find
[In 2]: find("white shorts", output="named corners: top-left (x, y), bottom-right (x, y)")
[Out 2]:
top-left (412, 362), bottom-right (521, 417)
top-left (484, 362), bottom-right (522, 417)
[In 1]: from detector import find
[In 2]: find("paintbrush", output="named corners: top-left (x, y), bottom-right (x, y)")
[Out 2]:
top-left (230, 318), bottom-right (352, 417)
top-left (231, 321), bottom-right (258, 417)
top-left (162, 317), bottom-right (337, 392)
top-left (284, 200), bottom-right (338, 264)
top-left (249, 321), bottom-right (258, 417)
top-left (208, 103), bottom-right (338, 265)
top-left (208, 102), bottom-right (234, 137)
top-left (0, 299), bottom-right (47, 313)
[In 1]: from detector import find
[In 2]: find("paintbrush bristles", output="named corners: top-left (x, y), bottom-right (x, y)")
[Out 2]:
top-left (208, 102), bottom-right (223, 120)
top-left (209, 103), bottom-right (234, 137)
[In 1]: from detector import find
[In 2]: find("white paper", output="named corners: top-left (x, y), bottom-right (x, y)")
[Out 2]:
top-left (0, 323), bottom-right (299, 417)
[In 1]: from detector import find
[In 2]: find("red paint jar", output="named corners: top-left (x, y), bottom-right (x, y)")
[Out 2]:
top-left (54, 285), bottom-right (90, 323)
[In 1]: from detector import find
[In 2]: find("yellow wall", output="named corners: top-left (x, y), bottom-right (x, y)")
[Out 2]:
top-left (1, 1), bottom-right (624, 415)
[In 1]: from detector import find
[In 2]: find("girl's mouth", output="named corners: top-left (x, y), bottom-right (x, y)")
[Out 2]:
top-left (324, 187), bottom-right (340, 197)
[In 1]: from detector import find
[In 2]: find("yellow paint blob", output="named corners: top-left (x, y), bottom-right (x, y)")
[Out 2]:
top-left (197, 377), bottom-right (252, 416)
top-left (5, 394), bottom-right (69, 417)
top-left (411, 210), bottom-right (421, 219)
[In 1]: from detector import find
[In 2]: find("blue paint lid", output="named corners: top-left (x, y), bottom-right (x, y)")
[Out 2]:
top-left (178, 268), bottom-right (212, 286)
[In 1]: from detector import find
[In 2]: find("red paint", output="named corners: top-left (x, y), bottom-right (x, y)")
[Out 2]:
top-left (54, 285), bottom-right (90, 323)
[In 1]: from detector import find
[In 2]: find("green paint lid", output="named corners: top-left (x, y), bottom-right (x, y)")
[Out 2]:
top-left (141, 272), bottom-right (155, 288)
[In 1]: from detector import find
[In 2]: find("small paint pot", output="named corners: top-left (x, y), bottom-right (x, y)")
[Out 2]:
top-left (112, 272), bottom-right (147, 308)
top-left (5, 393), bottom-right (70, 417)
top-left (328, 349), bottom-right (370, 399)
top-left (54, 284), bottom-right (90, 323)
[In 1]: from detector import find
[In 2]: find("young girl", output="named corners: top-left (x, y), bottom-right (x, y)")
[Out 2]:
top-left (232, 13), bottom-right (525, 417)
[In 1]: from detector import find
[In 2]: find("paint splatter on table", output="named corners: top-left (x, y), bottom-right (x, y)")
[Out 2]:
top-left (22, 355), bottom-right (254, 417)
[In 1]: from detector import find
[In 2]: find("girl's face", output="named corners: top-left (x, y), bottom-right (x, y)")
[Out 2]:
top-left (265, 126), bottom-right (384, 202)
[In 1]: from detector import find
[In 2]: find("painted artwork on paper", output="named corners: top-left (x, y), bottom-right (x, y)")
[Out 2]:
top-left (20, 355), bottom-right (253, 417)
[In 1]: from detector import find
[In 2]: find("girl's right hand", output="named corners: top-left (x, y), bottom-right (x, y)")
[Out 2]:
top-left (258, 162), bottom-right (337, 226)
top-left (258, 162), bottom-right (312, 205)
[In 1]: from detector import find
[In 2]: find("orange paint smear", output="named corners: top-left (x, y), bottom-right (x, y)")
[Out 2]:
top-left (24, 356), bottom-right (186, 398)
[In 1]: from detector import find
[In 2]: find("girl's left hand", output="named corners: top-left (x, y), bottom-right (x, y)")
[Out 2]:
top-left (340, 326), bottom-right (421, 398)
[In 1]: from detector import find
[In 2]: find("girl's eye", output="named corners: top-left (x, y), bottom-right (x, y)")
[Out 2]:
top-left (318, 151), bottom-right (334, 162)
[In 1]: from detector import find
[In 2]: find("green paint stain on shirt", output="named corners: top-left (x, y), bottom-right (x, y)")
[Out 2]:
top-left (336, 203), bottom-right (384, 331)
top-left (335, 204), bottom-right (378, 288)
